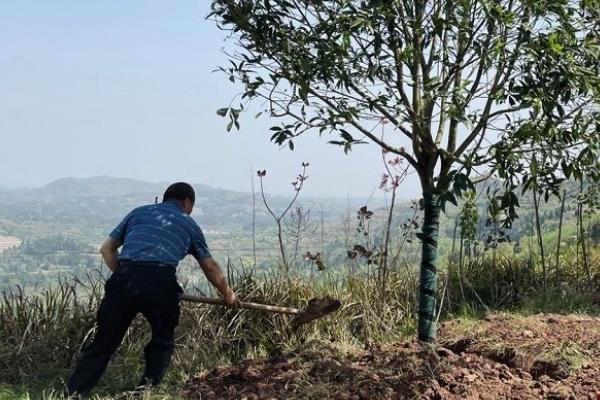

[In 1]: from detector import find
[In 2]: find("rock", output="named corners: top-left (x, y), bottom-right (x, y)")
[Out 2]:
top-left (437, 347), bottom-right (459, 362)
top-left (511, 383), bottom-right (529, 392)
top-left (359, 389), bottom-right (370, 400)
top-left (582, 361), bottom-right (593, 369)
top-left (522, 329), bottom-right (535, 338)
top-left (517, 369), bottom-right (533, 380)
top-left (546, 387), bottom-right (575, 400)
top-left (498, 365), bottom-right (511, 378)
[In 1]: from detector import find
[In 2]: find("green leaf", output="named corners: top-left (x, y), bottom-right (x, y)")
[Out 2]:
top-left (216, 108), bottom-right (229, 117)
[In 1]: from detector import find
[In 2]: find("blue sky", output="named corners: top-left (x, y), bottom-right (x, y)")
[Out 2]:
top-left (0, 1), bottom-right (421, 198)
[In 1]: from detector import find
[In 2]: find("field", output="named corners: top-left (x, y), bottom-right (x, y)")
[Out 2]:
top-left (0, 236), bottom-right (21, 253)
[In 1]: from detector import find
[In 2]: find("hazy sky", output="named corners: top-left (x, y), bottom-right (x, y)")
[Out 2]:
top-left (0, 1), bottom-right (422, 198)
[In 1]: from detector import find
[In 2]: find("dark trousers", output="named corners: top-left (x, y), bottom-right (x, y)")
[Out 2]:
top-left (67, 263), bottom-right (182, 397)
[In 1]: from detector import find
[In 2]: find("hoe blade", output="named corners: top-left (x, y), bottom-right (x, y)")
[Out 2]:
top-left (292, 297), bottom-right (342, 328)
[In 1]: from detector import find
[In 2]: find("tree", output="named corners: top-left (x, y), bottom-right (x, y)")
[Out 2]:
top-left (210, 0), bottom-right (600, 342)
top-left (256, 163), bottom-right (309, 274)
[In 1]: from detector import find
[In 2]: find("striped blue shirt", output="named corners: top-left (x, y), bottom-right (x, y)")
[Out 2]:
top-left (109, 200), bottom-right (211, 267)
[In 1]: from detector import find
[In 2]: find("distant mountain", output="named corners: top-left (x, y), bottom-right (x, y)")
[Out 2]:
top-left (34, 176), bottom-right (166, 199)
top-left (0, 176), bottom-right (387, 238)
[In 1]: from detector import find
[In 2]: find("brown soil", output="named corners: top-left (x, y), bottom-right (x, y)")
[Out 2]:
top-left (182, 313), bottom-right (600, 399)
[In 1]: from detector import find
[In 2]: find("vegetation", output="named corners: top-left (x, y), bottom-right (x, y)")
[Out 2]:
top-left (210, 0), bottom-right (600, 342)
top-left (0, 235), bottom-right (98, 289)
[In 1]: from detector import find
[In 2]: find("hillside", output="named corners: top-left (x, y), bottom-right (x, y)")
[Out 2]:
top-left (0, 177), bottom-right (397, 287)
top-left (0, 176), bottom-right (385, 234)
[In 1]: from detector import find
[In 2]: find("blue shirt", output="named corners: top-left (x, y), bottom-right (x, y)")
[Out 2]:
top-left (109, 200), bottom-right (211, 267)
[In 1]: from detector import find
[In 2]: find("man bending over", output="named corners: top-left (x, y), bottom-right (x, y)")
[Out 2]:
top-left (67, 182), bottom-right (239, 397)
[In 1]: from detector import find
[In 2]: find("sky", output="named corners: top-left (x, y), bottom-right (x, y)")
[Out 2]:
top-left (0, 1), bottom-right (422, 199)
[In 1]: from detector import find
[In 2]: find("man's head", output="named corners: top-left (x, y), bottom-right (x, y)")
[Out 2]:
top-left (163, 182), bottom-right (195, 214)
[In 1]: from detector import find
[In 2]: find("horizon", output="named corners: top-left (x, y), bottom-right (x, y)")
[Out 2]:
top-left (0, 174), bottom-right (411, 202)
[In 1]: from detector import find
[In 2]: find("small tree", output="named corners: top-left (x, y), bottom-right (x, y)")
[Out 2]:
top-left (210, 0), bottom-right (600, 342)
top-left (379, 141), bottom-right (410, 293)
top-left (482, 188), bottom-right (512, 301)
top-left (257, 162), bottom-right (309, 274)
top-left (456, 190), bottom-right (478, 299)
top-left (459, 190), bottom-right (479, 262)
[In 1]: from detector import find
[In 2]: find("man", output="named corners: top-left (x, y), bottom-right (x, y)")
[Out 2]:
top-left (67, 182), bottom-right (239, 397)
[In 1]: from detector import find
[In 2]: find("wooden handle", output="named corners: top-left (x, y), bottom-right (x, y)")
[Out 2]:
top-left (180, 293), bottom-right (303, 316)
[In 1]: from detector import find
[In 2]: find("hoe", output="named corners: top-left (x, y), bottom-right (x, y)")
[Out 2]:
top-left (181, 294), bottom-right (342, 328)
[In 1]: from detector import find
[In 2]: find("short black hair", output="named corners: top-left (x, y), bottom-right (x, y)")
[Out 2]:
top-left (163, 182), bottom-right (195, 203)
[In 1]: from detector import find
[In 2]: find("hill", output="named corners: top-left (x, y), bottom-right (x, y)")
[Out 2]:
top-left (0, 177), bottom-right (396, 287)
top-left (0, 176), bottom-right (386, 237)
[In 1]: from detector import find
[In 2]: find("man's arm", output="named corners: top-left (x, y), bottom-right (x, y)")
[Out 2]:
top-left (100, 236), bottom-right (122, 272)
top-left (196, 256), bottom-right (240, 308)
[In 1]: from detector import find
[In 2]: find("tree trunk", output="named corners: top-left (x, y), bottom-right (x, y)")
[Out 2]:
top-left (451, 216), bottom-right (459, 261)
top-left (578, 181), bottom-right (591, 286)
top-left (293, 209), bottom-right (302, 264)
top-left (381, 187), bottom-right (397, 297)
top-left (320, 208), bottom-right (325, 260)
top-left (576, 195), bottom-right (581, 286)
top-left (277, 223), bottom-right (288, 274)
top-left (555, 189), bottom-right (566, 277)
top-left (251, 168), bottom-right (257, 268)
top-left (345, 197), bottom-right (353, 276)
top-left (533, 190), bottom-right (547, 295)
top-left (418, 192), bottom-right (440, 343)
top-left (459, 234), bottom-right (465, 301)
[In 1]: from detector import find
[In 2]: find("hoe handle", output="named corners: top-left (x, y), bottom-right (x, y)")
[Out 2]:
top-left (180, 293), bottom-right (303, 316)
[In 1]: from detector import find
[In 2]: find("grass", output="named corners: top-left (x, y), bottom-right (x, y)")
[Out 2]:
top-left (516, 290), bottom-right (600, 315)
top-left (2, 246), bottom-right (600, 399)
top-left (532, 341), bottom-right (586, 378)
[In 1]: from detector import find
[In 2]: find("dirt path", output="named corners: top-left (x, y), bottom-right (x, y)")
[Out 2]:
top-left (182, 313), bottom-right (600, 399)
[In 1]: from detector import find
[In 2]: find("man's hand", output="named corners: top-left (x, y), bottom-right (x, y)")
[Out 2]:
top-left (223, 287), bottom-right (241, 309)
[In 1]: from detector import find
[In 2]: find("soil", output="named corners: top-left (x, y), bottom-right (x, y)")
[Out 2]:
top-left (182, 313), bottom-right (600, 399)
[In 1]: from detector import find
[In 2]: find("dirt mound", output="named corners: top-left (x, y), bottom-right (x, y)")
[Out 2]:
top-left (182, 313), bottom-right (600, 399)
